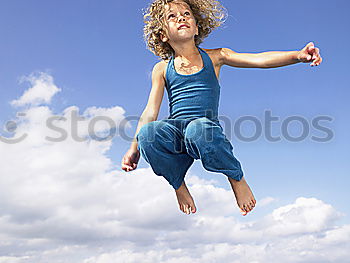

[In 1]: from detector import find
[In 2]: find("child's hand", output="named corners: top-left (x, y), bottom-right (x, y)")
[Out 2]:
top-left (121, 149), bottom-right (140, 172)
top-left (297, 42), bottom-right (322, 67)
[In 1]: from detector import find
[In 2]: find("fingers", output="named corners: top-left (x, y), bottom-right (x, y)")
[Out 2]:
top-left (310, 47), bottom-right (322, 66)
top-left (307, 45), bottom-right (315, 54)
top-left (302, 41), bottom-right (321, 66)
top-left (307, 41), bottom-right (314, 48)
top-left (121, 156), bottom-right (136, 172)
top-left (307, 46), bottom-right (316, 60)
top-left (305, 42), bottom-right (314, 57)
top-left (121, 163), bottom-right (132, 172)
top-left (122, 164), bottom-right (135, 172)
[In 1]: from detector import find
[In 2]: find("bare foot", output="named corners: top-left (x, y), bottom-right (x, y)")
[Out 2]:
top-left (175, 181), bottom-right (196, 215)
top-left (228, 176), bottom-right (256, 216)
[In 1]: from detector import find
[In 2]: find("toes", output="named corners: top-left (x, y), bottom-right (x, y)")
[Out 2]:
top-left (241, 202), bottom-right (256, 215)
top-left (246, 204), bottom-right (252, 212)
top-left (179, 204), bottom-right (194, 215)
top-left (240, 208), bottom-right (247, 216)
top-left (183, 205), bottom-right (188, 214)
top-left (245, 200), bottom-right (256, 213)
top-left (246, 204), bottom-right (252, 211)
top-left (191, 206), bottom-right (196, 213)
top-left (179, 204), bottom-right (184, 213)
top-left (241, 205), bottom-right (248, 215)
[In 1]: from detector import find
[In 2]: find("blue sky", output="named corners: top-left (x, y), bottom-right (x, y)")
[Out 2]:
top-left (1, 0), bottom-right (349, 213)
top-left (0, 0), bottom-right (349, 261)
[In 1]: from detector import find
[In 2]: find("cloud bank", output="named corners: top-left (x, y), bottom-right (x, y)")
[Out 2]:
top-left (0, 72), bottom-right (349, 263)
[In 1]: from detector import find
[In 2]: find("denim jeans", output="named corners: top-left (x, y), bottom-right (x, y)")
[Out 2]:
top-left (136, 117), bottom-right (244, 190)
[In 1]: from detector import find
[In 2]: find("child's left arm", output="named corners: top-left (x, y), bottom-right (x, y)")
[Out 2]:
top-left (220, 42), bottom-right (322, 68)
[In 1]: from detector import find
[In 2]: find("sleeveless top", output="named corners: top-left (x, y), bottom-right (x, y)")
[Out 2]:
top-left (165, 46), bottom-right (221, 124)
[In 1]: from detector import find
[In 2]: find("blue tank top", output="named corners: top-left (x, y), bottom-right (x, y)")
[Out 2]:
top-left (165, 46), bottom-right (221, 124)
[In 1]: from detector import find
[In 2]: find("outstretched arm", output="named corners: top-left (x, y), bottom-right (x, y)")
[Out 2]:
top-left (219, 42), bottom-right (322, 69)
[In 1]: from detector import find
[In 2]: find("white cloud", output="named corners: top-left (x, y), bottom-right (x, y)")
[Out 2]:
top-left (266, 197), bottom-right (342, 236)
top-left (10, 72), bottom-right (61, 107)
top-left (0, 73), bottom-right (349, 263)
top-left (0, 257), bottom-right (30, 263)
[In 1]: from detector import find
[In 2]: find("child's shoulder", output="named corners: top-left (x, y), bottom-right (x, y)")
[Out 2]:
top-left (201, 47), bottom-right (224, 67)
top-left (152, 60), bottom-right (168, 81)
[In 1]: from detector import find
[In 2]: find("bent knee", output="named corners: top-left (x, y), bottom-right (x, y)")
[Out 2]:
top-left (136, 121), bottom-right (171, 145)
top-left (136, 122), bottom-right (157, 144)
top-left (185, 118), bottom-right (220, 143)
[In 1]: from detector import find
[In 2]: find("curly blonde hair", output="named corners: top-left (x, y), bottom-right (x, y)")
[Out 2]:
top-left (142, 0), bottom-right (227, 61)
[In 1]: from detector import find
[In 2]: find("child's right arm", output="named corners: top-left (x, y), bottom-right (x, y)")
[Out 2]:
top-left (130, 60), bottom-right (166, 151)
top-left (122, 61), bottom-right (166, 172)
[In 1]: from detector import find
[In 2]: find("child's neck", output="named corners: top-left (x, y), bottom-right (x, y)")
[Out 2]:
top-left (171, 42), bottom-right (199, 60)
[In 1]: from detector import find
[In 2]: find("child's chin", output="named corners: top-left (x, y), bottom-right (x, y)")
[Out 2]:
top-left (177, 34), bottom-right (195, 39)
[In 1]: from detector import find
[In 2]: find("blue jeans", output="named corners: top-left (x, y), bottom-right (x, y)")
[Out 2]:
top-left (136, 117), bottom-right (244, 190)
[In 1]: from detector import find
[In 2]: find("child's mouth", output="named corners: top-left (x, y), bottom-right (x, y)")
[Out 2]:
top-left (178, 25), bottom-right (190, 30)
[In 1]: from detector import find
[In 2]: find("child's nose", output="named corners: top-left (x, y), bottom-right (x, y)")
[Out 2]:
top-left (178, 15), bottom-right (186, 22)
top-left (179, 16), bottom-right (186, 22)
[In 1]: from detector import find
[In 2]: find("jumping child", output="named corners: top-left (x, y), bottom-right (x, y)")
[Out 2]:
top-left (121, 0), bottom-right (322, 216)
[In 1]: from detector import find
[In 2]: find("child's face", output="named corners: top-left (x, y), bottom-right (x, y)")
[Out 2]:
top-left (161, 1), bottom-right (198, 44)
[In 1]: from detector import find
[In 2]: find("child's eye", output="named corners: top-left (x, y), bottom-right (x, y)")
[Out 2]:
top-left (184, 11), bottom-right (190, 15)
top-left (168, 14), bottom-right (175, 19)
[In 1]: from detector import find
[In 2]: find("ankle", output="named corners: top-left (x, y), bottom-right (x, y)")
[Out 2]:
top-left (228, 176), bottom-right (245, 185)
top-left (175, 181), bottom-right (186, 192)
